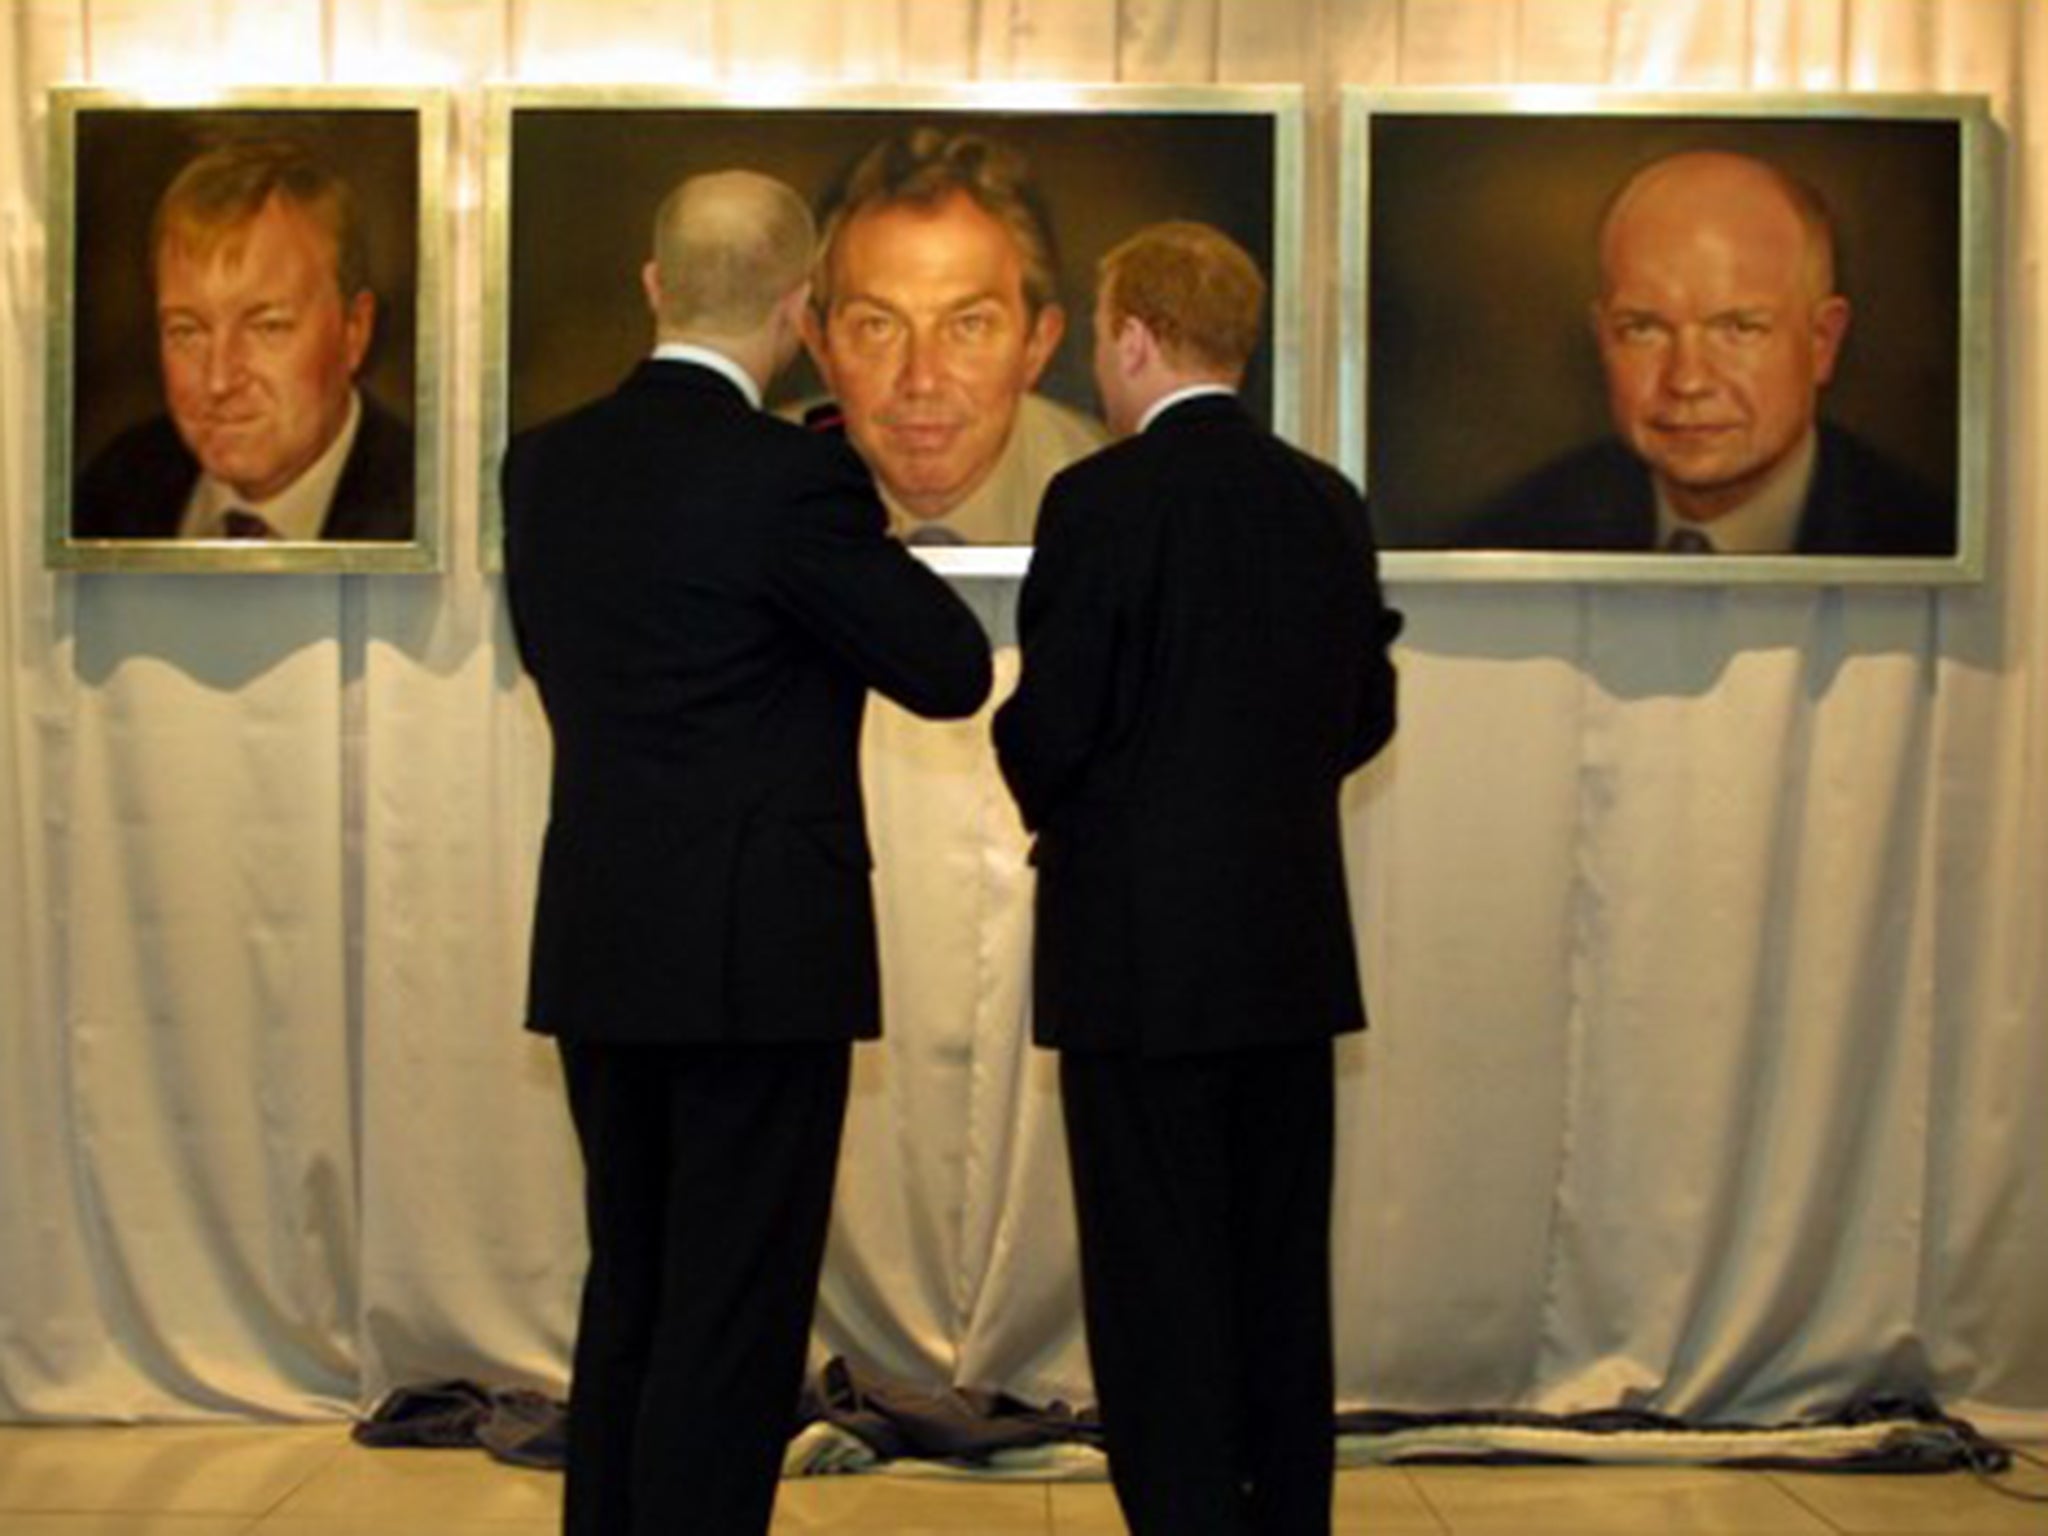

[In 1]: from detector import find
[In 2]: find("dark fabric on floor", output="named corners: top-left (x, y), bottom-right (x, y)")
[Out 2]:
top-left (1331, 1395), bottom-right (2012, 1473)
top-left (355, 1371), bottom-right (2008, 1477)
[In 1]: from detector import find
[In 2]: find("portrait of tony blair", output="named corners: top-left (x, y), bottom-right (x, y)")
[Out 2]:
top-left (496, 101), bottom-right (1281, 555)
top-left (798, 128), bottom-right (1106, 547)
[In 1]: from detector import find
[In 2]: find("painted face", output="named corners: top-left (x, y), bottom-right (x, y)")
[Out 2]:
top-left (155, 194), bottom-right (373, 503)
top-left (1592, 159), bottom-right (1848, 523)
top-left (807, 191), bottom-right (1061, 520)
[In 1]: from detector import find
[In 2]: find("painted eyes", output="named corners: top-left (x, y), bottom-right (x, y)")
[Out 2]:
top-left (837, 305), bottom-right (1007, 354)
top-left (1608, 311), bottom-right (1774, 347)
top-left (160, 311), bottom-right (300, 355)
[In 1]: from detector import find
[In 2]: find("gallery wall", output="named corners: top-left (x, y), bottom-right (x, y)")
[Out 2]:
top-left (2, 0), bottom-right (2043, 1437)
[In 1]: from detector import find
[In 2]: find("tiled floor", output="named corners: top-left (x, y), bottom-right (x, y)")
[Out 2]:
top-left (0, 1424), bottom-right (2042, 1534)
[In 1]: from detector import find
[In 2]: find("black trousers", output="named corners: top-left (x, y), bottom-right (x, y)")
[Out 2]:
top-left (1061, 1040), bottom-right (1337, 1536)
top-left (557, 1038), bottom-right (851, 1536)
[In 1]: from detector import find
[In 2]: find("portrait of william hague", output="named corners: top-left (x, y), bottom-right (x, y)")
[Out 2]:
top-left (1360, 104), bottom-right (1975, 570)
top-left (1465, 147), bottom-right (1955, 558)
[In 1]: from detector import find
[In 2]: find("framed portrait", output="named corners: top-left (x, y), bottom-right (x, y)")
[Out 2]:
top-left (482, 84), bottom-right (1302, 574)
top-left (1342, 91), bottom-right (1996, 585)
top-left (46, 87), bottom-right (446, 573)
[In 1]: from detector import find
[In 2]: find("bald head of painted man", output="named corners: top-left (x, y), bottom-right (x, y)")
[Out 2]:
top-left (1587, 148), bottom-right (1852, 526)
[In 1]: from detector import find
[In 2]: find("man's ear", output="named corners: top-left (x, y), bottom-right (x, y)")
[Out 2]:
top-left (797, 294), bottom-right (832, 377)
top-left (1114, 313), bottom-right (1154, 376)
top-left (342, 290), bottom-right (376, 376)
top-left (1809, 294), bottom-right (1852, 386)
top-left (775, 281), bottom-right (812, 340)
top-left (1020, 303), bottom-right (1065, 389)
top-left (640, 260), bottom-right (664, 320)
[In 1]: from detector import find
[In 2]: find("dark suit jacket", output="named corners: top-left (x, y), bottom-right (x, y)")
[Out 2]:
top-left (504, 359), bottom-right (992, 1045)
top-left (1464, 421), bottom-right (1955, 555)
top-left (993, 394), bottom-right (1402, 1058)
top-left (72, 391), bottom-right (417, 541)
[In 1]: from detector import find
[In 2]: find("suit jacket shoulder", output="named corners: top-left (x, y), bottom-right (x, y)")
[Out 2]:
top-left (320, 393), bottom-right (416, 541)
top-left (71, 391), bottom-right (416, 542)
top-left (72, 416), bottom-right (194, 538)
top-left (509, 363), bottom-right (865, 513)
top-left (1802, 422), bottom-right (1956, 556)
top-left (1462, 439), bottom-right (1655, 551)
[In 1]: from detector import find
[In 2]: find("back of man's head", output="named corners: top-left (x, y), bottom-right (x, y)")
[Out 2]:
top-left (1099, 221), bottom-right (1265, 379)
top-left (152, 136), bottom-right (367, 299)
top-left (650, 170), bottom-right (815, 339)
top-left (813, 129), bottom-right (1059, 316)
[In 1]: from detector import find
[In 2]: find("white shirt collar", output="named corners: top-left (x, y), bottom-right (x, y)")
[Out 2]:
top-left (653, 343), bottom-right (762, 411)
top-left (180, 389), bottom-right (363, 542)
top-left (1139, 383), bottom-right (1235, 434)
top-left (1656, 429), bottom-right (1818, 555)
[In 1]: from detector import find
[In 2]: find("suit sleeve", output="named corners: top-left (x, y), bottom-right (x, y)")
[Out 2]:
top-left (1345, 493), bottom-right (1403, 772)
top-left (498, 433), bottom-right (546, 684)
top-left (767, 441), bottom-right (993, 720)
top-left (992, 471), bottom-right (1121, 833)
top-left (1349, 605), bottom-right (1401, 770)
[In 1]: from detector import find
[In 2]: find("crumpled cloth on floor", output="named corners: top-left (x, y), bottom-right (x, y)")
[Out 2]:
top-left (353, 1356), bottom-right (1099, 1474)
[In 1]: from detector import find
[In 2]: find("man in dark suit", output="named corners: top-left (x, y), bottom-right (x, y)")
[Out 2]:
top-left (504, 169), bottom-right (990, 1536)
top-left (72, 136), bottom-right (414, 543)
top-left (1469, 149), bottom-right (1954, 557)
top-left (994, 222), bottom-right (1401, 1536)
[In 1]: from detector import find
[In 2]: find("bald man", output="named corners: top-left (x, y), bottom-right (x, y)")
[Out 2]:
top-left (504, 170), bottom-right (989, 1536)
top-left (1469, 149), bottom-right (1954, 556)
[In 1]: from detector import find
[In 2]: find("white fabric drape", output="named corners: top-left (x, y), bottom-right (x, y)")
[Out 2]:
top-left (2, 0), bottom-right (2043, 1439)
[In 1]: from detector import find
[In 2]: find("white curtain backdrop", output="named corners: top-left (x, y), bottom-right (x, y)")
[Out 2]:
top-left (2, 0), bottom-right (2043, 1439)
